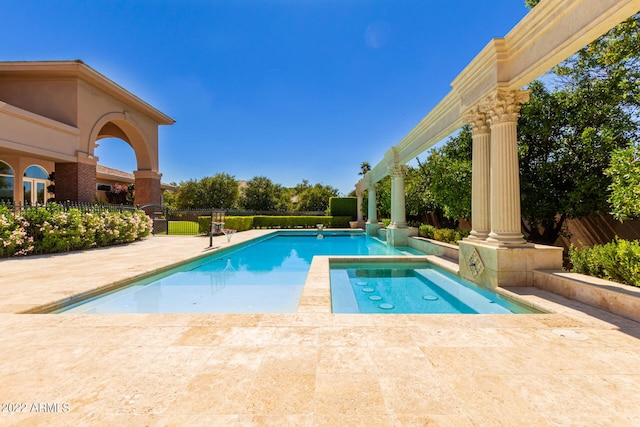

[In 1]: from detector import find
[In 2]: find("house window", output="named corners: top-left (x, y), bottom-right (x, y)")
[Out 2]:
top-left (0, 160), bottom-right (14, 203)
top-left (23, 165), bottom-right (50, 205)
top-left (97, 184), bottom-right (112, 192)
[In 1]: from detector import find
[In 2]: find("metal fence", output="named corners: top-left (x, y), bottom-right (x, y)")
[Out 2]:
top-left (144, 208), bottom-right (328, 236)
top-left (0, 201), bottom-right (138, 214)
top-left (0, 202), bottom-right (328, 236)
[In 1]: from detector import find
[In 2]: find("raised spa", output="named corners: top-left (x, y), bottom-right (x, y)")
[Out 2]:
top-left (330, 262), bottom-right (537, 314)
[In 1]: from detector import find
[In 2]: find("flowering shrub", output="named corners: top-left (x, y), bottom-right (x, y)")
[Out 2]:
top-left (0, 205), bottom-right (152, 257)
top-left (0, 208), bottom-right (33, 257)
top-left (106, 182), bottom-right (135, 205)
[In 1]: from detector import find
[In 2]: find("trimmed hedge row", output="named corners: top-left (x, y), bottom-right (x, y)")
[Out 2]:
top-left (418, 224), bottom-right (470, 244)
top-left (328, 197), bottom-right (357, 220)
top-left (569, 238), bottom-right (640, 287)
top-left (197, 215), bottom-right (352, 234)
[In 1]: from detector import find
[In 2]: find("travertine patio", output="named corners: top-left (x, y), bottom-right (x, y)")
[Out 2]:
top-left (1, 233), bottom-right (639, 426)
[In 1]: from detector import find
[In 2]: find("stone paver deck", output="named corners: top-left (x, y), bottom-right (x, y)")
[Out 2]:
top-left (1, 233), bottom-right (639, 426)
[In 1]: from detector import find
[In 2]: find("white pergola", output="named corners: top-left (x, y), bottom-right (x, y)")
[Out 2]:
top-left (355, 0), bottom-right (640, 287)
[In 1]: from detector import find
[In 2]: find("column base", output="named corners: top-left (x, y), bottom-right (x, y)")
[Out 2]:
top-left (458, 240), bottom-right (563, 288)
top-left (467, 230), bottom-right (489, 240)
top-left (486, 231), bottom-right (526, 246)
top-left (386, 226), bottom-right (418, 247)
top-left (365, 222), bottom-right (380, 236)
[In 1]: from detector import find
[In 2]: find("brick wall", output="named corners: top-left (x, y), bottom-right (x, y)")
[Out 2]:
top-left (134, 177), bottom-right (161, 206)
top-left (54, 162), bottom-right (96, 203)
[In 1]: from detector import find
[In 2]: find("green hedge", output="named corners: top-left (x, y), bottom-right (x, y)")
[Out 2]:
top-left (198, 215), bottom-right (352, 233)
top-left (570, 238), bottom-right (640, 287)
top-left (418, 224), bottom-right (469, 245)
top-left (253, 216), bottom-right (351, 229)
top-left (328, 197), bottom-right (357, 220)
top-left (328, 216), bottom-right (352, 228)
top-left (197, 216), bottom-right (254, 234)
top-left (418, 224), bottom-right (435, 239)
top-left (225, 216), bottom-right (254, 231)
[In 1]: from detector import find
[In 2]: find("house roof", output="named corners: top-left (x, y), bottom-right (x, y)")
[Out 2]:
top-left (0, 60), bottom-right (175, 125)
top-left (96, 164), bottom-right (177, 190)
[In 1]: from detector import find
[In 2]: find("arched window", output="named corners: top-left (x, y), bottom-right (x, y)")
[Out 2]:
top-left (0, 160), bottom-right (14, 203)
top-left (23, 165), bottom-right (50, 205)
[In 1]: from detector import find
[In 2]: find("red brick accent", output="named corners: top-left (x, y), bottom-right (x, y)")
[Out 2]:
top-left (54, 162), bottom-right (96, 203)
top-left (134, 177), bottom-right (161, 206)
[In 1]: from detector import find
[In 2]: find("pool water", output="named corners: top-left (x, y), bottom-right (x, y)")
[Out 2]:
top-left (330, 263), bottom-right (536, 314)
top-left (57, 232), bottom-right (420, 314)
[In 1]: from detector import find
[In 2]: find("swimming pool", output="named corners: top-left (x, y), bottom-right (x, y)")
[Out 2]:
top-left (56, 231), bottom-right (421, 314)
top-left (330, 262), bottom-right (537, 314)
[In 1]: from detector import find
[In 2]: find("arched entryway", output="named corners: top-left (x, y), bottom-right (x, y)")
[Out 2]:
top-left (88, 112), bottom-right (163, 207)
top-left (0, 60), bottom-right (174, 206)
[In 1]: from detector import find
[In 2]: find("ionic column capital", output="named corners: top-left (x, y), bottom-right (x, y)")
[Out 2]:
top-left (482, 89), bottom-right (530, 125)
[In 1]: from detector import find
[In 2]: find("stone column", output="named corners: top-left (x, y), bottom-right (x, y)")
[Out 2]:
top-left (356, 187), bottom-right (364, 225)
top-left (483, 89), bottom-right (530, 245)
top-left (366, 178), bottom-right (377, 225)
top-left (365, 177), bottom-right (379, 236)
top-left (388, 165), bottom-right (407, 229)
top-left (134, 170), bottom-right (162, 207)
top-left (464, 107), bottom-right (491, 240)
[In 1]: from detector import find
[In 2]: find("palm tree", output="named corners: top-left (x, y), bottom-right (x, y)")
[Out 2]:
top-left (359, 161), bottom-right (371, 176)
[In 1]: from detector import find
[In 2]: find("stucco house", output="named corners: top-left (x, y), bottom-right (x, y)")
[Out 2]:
top-left (0, 60), bottom-right (174, 206)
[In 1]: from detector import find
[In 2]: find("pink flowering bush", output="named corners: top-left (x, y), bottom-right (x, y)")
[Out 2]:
top-left (0, 205), bottom-right (152, 257)
top-left (0, 208), bottom-right (33, 257)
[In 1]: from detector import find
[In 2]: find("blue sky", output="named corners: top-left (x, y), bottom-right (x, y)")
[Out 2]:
top-left (4, 0), bottom-right (530, 195)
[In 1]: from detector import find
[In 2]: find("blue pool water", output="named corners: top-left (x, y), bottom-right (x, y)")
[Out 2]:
top-left (330, 262), bottom-right (536, 314)
top-left (57, 231), bottom-right (420, 314)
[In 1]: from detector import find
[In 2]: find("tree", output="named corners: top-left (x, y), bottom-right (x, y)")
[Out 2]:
top-left (162, 188), bottom-right (178, 210)
top-left (519, 83), bottom-right (636, 243)
top-left (174, 173), bottom-right (239, 209)
top-left (174, 179), bottom-right (202, 209)
top-left (420, 126), bottom-right (472, 222)
top-left (606, 144), bottom-right (640, 220)
top-left (240, 176), bottom-right (284, 211)
top-left (375, 176), bottom-right (391, 219)
top-left (359, 162), bottom-right (371, 176)
top-left (294, 182), bottom-right (339, 212)
top-left (512, 4), bottom-right (640, 243)
top-left (516, 16), bottom-right (640, 243)
top-left (404, 166), bottom-right (437, 223)
top-left (200, 173), bottom-right (239, 209)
